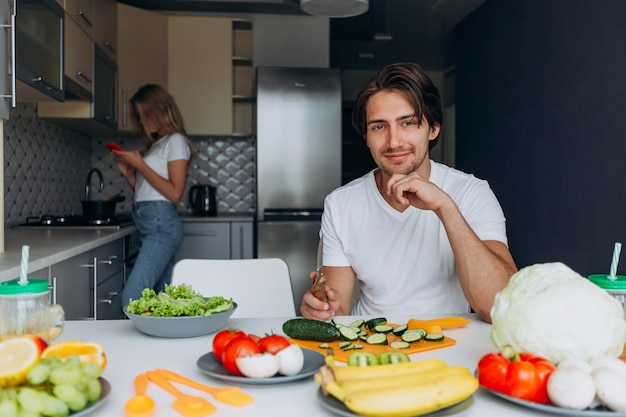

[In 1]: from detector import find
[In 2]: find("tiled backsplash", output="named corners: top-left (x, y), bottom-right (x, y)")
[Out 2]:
top-left (3, 103), bottom-right (256, 226)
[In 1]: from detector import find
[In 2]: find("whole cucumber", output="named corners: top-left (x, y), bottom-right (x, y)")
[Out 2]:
top-left (282, 318), bottom-right (340, 342)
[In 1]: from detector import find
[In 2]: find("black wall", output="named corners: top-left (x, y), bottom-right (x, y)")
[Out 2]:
top-left (455, 0), bottom-right (626, 275)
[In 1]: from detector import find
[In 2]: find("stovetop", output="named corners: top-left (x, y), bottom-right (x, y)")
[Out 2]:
top-left (13, 214), bottom-right (135, 230)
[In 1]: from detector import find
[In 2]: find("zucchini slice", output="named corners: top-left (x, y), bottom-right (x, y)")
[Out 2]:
top-left (338, 341), bottom-right (353, 348)
top-left (366, 332), bottom-right (388, 345)
top-left (373, 324), bottom-right (394, 334)
top-left (425, 333), bottom-right (445, 342)
top-left (348, 319), bottom-right (365, 328)
top-left (339, 326), bottom-right (359, 341)
top-left (392, 324), bottom-right (408, 336)
top-left (318, 342), bottom-right (330, 349)
top-left (365, 317), bottom-right (388, 331)
top-left (389, 341), bottom-right (411, 349)
top-left (401, 331), bottom-right (423, 343)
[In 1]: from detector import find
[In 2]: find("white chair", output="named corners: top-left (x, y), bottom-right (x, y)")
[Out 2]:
top-left (171, 258), bottom-right (297, 318)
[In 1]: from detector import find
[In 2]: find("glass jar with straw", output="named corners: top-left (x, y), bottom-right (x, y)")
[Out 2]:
top-left (589, 242), bottom-right (626, 315)
top-left (0, 245), bottom-right (65, 342)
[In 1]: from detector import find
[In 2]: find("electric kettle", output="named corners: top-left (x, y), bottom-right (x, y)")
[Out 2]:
top-left (189, 185), bottom-right (217, 216)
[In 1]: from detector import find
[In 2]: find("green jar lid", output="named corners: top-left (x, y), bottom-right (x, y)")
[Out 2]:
top-left (589, 274), bottom-right (626, 291)
top-left (0, 279), bottom-right (48, 295)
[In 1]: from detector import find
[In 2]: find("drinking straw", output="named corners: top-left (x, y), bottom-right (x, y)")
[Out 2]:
top-left (608, 242), bottom-right (622, 281)
top-left (19, 245), bottom-right (29, 284)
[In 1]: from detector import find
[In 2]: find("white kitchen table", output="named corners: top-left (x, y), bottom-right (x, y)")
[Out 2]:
top-left (57, 316), bottom-right (545, 417)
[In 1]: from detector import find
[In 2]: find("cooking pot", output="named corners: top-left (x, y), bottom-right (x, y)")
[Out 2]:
top-left (82, 194), bottom-right (126, 220)
top-left (189, 185), bottom-right (217, 216)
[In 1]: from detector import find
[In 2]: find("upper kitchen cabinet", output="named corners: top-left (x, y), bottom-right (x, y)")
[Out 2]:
top-left (63, 14), bottom-right (93, 101)
top-left (168, 16), bottom-right (253, 136)
top-left (117, 3), bottom-right (168, 133)
top-left (15, 0), bottom-right (65, 102)
top-left (93, 0), bottom-right (117, 63)
top-left (63, 0), bottom-right (94, 39)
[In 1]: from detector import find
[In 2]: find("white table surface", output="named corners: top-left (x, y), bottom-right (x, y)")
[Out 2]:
top-left (58, 315), bottom-right (544, 417)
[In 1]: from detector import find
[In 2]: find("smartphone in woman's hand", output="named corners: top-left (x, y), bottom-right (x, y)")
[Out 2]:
top-left (105, 142), bottom-right (124, 152)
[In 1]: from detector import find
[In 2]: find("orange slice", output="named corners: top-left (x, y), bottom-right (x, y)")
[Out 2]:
top-left (0, 337), bottom-right (41, 387)
top-left (41, 340), bottom-right (107, 371)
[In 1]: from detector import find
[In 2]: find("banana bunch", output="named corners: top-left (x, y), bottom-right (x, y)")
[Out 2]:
top-left (315, 357), bottom-right (478, 417)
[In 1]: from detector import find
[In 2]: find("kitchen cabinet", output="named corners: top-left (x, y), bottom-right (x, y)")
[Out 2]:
top-left (168, 17), bottom-right (253, 136)
top-left (50, 252), bottom-right (92, 320)
top-left (63, 0), bottom-right (94, 39)
top-left (117, 3), bottom-right (168, 132)
top-left (90, 239), bottom-right (125, 320)
top-left (64, 15), bottom-right (93, 101)
top-left (93, 0), bottom-right (117, 63)
top-left (174, 220), bottom-right (254, 261)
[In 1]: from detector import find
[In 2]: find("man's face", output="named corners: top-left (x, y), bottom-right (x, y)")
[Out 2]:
top-left (364, 90), bottom-right (440, 178)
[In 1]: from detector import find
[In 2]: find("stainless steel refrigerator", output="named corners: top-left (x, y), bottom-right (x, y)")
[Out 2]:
top-left (255, 67), bottom-right (342, 314)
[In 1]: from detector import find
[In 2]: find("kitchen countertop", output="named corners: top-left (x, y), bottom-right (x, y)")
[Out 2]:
top-left (58, 315), bottom-right (545, 417)
top-left (0, 226), bottom-right (137, 282)
top-left (180, 213), bottom-right (254, 222)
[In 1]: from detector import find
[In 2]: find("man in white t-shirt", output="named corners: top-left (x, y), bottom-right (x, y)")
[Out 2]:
top-left (300, 62), bottom-right (517, 323)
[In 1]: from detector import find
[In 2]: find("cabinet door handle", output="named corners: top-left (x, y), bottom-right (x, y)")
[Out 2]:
top-left (186, 231), bottom-right (218, 237)
top-left (32, 77), bottom-right (59, 92)
top-left (98, 292), bottom-right (118, 304)
top-left (99, 255), bottom-right (122, 265)
top-left (75, 11), bottom-right (93, 27)
top-left (49, 276), bottom-right (57, 304)
top-left (0, 13), bottom-right (16, 107)
top-left (104, 41), bottom-right (116, 54)
top-left (122, 88), bottom-right (127, 127)
top-left (75, 71), bottom-right (92, 84)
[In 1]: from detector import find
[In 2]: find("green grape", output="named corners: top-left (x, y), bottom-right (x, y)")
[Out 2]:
top-left (65, 392), bottom-right (86, 413)
top-left (50, 385), bottom-right (77, 405)
top-left (25, 364), bottom-right (50, 386)
top-left (48, 368), bottom-right (82, 387)
top-left (83, 379), bottom-right (101, 403)
top-left (15, 407), bottom-right (40, 417)
top-left (81, 363), bottom-right (101, 380)
top-left (39, 394), bottom-right (68, 417)
top-left (39, 357), bottom-right (62, 370)
top-left (16, 388), bottom-right (44, 414)
top-left (0, 398), bottom-right (18, 417)
top-left (60, 357), bottom-right (80, 369)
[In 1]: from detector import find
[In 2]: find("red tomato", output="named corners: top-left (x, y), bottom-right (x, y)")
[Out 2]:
top-left (258, 334), bottom-right (291, 355)
top-left (212, 328), bottom-right (245, 363)
top-left (222, 335), bottom-right (261, 376)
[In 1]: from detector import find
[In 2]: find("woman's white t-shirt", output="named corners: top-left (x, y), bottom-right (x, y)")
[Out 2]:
top-left (134, 133), bottom-right (191, 202)
top-left (320, 161), bottom-right (509, 316)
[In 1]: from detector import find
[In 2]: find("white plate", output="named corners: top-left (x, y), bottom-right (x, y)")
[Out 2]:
top-left (317, 387), bottom-right (474, 417)
top-left (483, 386), bottom-right (626, 416)
top-left (71, 377), bottom-right (111, 417)
top-left (196, 348), bottom-right (325, 385)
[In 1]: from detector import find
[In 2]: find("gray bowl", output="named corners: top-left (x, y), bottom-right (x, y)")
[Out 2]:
top-left (124, 303), bottom-right (237, 338)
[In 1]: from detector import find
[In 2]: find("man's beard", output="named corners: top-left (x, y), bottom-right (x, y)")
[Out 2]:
top-left (379, 148), bottom-right (428, 177)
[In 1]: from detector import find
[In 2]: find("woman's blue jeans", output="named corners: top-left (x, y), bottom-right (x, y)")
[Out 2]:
top-left (121, 201), bottom-right (183, 307)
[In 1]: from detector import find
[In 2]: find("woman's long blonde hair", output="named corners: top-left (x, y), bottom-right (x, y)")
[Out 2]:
top-left (129, 84), bottom-right (195, 160)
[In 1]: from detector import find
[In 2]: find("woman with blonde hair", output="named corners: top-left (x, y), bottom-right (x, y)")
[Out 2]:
top-left (111, 84), bottom-right (194, 307)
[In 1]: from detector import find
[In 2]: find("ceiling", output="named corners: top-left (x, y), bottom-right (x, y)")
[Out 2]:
top-left (119, 0), bottom-right (486, 71)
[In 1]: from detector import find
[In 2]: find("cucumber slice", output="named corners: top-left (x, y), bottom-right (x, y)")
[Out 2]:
top-left (318, 342), bottom-right (330, 349)
top-left (341, 343), bottom-right (355, 351)
top-left (366, 332), bottom-right (388, 345)
top-left (348, 319), bottom-right (365, 328)
top-left (379, 351), bottom-right (410, 364)
top-left (339, 326), bottom-right (359, 341)
top-left (392, 324), bottom-right (408, 336)
top-left (425, 333), bottom-right (445, 342)
top-left (347, 351), bottom-right (379, 367)
top-left (365, 317), bottom-right (387, 331)
top-left (389, 341), bottom-right (411, 349)
top-left (352, 343), bottom-right (364, 349)
top-left (401, 331), bottom-right (423, 343)
top-left (373, 324), bottom-right (394, 334)
top-left (338, 341), bottom-right (352, 348)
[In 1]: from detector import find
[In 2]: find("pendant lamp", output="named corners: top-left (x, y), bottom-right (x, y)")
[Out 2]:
top-left (300, 0), bottom-right (369, 18)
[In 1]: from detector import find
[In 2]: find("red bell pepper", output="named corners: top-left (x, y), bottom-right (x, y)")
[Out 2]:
top-left (477, 346), bottom-right (556, 404)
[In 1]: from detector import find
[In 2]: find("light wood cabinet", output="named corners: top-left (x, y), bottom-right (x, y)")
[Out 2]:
top-left (168, 16), bottom-right (232, 136)
top-left (64, 15), bottom-right (93, 100)
top-left (63, 0), bottom-right (94, 39)
top-left (93, 0), bottom-right (117, 62)
top-left (232, 20), bottom-right (254, 136)
top-left (117, 3), bottom-right (168, 132)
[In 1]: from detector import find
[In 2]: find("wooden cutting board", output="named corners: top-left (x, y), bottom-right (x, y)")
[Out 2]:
top-left (290, 324), bottom-right (457, 363)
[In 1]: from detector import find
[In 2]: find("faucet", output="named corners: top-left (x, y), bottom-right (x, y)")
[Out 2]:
top-left (85, 168), bottom-right (104, 200)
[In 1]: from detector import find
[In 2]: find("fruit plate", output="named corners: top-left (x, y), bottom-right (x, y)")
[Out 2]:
top-left (317, 387), bottom-right (474, 417)
top-left (196, 348), bottom-right (325, 385)
top-left (482, 386), bottom-right (626, 416)
top-left (71, 377), bottom-right (111, 417)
